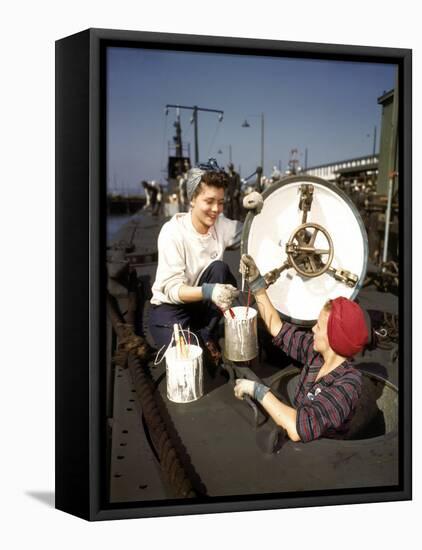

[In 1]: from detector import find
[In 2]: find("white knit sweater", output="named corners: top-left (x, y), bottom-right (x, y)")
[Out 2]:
top-left (151, 213), bottom-right (242, 305)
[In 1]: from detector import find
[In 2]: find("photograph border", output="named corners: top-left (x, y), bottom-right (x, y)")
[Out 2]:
top-left (55, 27), bottom-right (412, 521)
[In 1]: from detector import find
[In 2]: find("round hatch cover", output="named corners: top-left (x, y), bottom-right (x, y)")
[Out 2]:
top-left (241, 175), bottom-right (368, 325)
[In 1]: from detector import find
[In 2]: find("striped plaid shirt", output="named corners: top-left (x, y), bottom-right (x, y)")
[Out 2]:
top-left (272, 322), bottom-right (362, 442)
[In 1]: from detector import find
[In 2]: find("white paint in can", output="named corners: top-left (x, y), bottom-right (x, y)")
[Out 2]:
top-left (224, 306), bottom-right (258, 362)
top-left (165, 335), bottom-right (203, 403)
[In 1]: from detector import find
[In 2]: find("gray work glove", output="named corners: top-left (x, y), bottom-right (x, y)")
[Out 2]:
top-left (243, 191), bottom-right (264, 213)
top-left (202, 283), bottom-right (239, 311)
top-left (234, 379), bottom-right (270, 403)
top-left (234, 379), bottom-right (255, 399)
top-left (239, 254), bottom-right (267, 293)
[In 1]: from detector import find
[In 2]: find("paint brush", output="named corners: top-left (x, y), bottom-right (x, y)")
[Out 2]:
top-left (173, 323), bottom-right (181, 359)
top-left (179, 324), bottom-right (187, 345)
top-left (179, 324), bottom-right (188, 358)
top-left (218, 307), bottom-right (236, 319)
top-left (242, 265), bottom-right (249, 294)
top-left (180, 337), bottom-right (186, 359)
top-left (246, 289), bottom-right (251, 319)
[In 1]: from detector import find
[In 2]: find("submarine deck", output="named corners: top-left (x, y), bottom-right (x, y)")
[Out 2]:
top-left (107, 211), bottom-right (399, 503)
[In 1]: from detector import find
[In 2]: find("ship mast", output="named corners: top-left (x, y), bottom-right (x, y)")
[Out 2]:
top-left (173, 107), bottom-right (183, 159)
top-left (166, 104), bottom-right (224, 165)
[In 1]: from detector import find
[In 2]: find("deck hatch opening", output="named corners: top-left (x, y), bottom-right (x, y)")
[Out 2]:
top-left (272, 369), bottom-right (398, 441)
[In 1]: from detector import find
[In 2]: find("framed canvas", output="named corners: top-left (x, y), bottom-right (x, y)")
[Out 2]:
top-left (55, 28), bottom-right (412, 521)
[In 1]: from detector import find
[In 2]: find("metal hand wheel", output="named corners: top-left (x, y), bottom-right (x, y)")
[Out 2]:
top-left (286, 222), bottom-right (334, 278)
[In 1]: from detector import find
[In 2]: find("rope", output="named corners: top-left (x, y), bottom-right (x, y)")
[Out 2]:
top-left (128, 351), bottom-right (199, 498)
top-left (107, 290), bottom-right (202, 497)
top-left (112, 323), bottom-right (150, 368)
top-left (206, 119), bottom-right (222, 158)
top-left (183, 112), bottom-right (193, 143)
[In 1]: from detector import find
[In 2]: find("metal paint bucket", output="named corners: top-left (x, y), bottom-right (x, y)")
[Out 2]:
top-left (224, 306), bottom-right (258, 362)
top-left (165, 331), bottom-right (203, 403)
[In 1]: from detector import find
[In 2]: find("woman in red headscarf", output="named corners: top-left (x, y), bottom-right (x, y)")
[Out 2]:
top-left (234, 254), bottom-right (369, 442)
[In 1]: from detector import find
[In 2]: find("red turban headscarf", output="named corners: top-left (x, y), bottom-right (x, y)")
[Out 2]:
top-left (326, 297), bottom-right (369, 358)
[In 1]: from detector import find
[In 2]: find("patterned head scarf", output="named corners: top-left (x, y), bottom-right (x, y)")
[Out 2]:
top-left (186, 158), bottom-right (225, 201)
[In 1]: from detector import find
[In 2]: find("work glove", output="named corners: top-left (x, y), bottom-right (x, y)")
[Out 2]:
top-left (239, 254), bottom-right (267, 293)
top-left (243, 191), bottom-right (264, 213)
top-left (234, 379), bottom-right (255, 399)
top-left (234, 379), bottom-right (270, 403)
top-left (202, 283), bottom-right (239, 311)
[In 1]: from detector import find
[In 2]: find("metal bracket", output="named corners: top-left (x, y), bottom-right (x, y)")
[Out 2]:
top-left (264, 261), bottom-right (290, 285)
top-left (298, 184), bottom-right (314, 224)
top-left (327, 266), bottom-right (359, 287)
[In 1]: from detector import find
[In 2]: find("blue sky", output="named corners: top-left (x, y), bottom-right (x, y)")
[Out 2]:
top-left (107, 47), bottom-right (396, 194)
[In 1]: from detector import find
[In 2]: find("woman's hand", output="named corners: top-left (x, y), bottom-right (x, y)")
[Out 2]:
top-left (202, 283), bottom-right (239, 310)
top-left (234, 379), bottom-right (256, 400)
top-left (239, 254), bottom-right (267, 293)
top-left (243, 191), bottom-right (264, 213)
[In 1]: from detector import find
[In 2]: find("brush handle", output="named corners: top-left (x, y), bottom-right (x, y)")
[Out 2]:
top-left (173, 323), bottom-right (181, 359)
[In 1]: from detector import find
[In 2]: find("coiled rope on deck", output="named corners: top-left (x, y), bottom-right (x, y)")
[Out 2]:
top-left (107, 294), bottom-right (198, 498)
top-left (112, 322), bottom-right (150, 368)
top-left (127, 352), bottom-right (197, 498)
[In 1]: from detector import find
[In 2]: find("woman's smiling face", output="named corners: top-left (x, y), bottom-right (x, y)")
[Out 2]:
top-left (190, 184), bottom-right (225, 233)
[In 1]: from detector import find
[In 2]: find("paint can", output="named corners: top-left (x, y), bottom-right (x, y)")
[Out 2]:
top-left (165, 330), bottom-right (204, 403)
top-left (224, 306), bottom-right (258, 362)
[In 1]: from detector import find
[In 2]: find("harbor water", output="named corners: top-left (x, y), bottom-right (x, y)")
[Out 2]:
top-left (107, 214), bottom-right (133, 243)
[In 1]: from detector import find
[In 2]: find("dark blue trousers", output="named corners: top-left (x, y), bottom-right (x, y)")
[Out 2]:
top-left (148, 261), bottom-right (237, 349)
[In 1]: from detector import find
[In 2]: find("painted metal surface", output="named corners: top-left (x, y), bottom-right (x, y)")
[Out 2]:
top-left (242, 176), bottom-right (368, 324)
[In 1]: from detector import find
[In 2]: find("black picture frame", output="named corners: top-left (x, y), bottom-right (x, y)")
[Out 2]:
top-left (55, 27), bottom-right (412, 521)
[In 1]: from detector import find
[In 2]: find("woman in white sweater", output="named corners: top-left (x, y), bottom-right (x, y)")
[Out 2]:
top-left (149, 161), bottom-right (243, 363)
